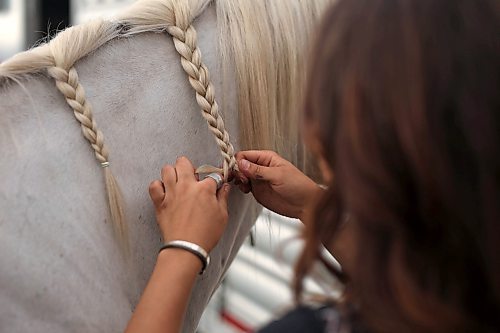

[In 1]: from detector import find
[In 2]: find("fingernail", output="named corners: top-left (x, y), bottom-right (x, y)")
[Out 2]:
top-left (224, 184), bottom-right (231, 192)
top-left (240, 159), bottom-right (250, 171)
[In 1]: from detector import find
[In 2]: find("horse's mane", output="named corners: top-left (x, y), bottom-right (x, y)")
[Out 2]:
top-left (0, 0), bottom-right (329, 247)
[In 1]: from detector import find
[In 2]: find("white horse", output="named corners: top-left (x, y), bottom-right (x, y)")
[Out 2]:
top-left (0, 0), bottom-right (329, 331)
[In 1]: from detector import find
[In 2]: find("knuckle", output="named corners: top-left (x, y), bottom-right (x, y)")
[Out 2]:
top-left (161, 164), bottom-right (172, 175)
top-left (159, 200), bottom-right (168, 210)
top-left (201, 182), bottom-right (214, 193)
top-left (149, 181), bottom-right (159, 193)
top-left (177, 156), bottom-right (189, 164)
top-left (254, 164), bottom-right (262, 176)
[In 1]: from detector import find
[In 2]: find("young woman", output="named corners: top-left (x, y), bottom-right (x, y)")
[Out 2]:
top-left (126, 0), bottom-right (500, 331)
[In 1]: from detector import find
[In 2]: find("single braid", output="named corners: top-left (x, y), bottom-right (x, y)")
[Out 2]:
top-left (47, 66), bottom-right (128, 251)
top-left (48, 67), bottom-right (109, 162)
top-left (166, 9), bottom-right (238, 181)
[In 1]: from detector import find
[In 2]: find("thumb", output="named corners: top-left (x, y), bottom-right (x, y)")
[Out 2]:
top-left (239, 159), bottom-right (276, 181)
top-left (217, 184), bottom-right (231, 212)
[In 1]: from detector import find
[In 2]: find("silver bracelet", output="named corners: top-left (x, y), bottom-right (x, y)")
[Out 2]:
top-left (159, 240), bottom-right (211, 275)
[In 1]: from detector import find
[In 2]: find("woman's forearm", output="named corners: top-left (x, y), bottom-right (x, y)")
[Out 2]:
top-left (128, 157), bottom-right (229, 332)
top-left (125, 249), bottom-right (202, 333)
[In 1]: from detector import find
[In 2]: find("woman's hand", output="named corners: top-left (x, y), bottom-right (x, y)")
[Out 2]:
top-left (148, 156), bottom-right (231, 253)
top-left (235, 150), bottom-right (323, 221)
top-left (126, 157), bottom-right (230, 333)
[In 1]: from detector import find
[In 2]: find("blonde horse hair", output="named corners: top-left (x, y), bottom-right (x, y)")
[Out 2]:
top-left (0, 0), bottom-right (330, 247)
top-left (216, 0), bottom-right (329, 171)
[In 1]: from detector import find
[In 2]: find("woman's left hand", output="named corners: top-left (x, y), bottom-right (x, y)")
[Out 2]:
top-left (148, 156), bottom-right (231, 253)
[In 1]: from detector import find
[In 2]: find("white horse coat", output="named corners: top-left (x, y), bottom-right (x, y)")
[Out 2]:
top-left (0, 0), bottom-right (329, 331)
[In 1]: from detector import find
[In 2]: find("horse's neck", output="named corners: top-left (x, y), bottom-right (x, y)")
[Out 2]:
top-left (0, 6), bottom-right (257, 332)
top-left (1, 3), bottom-right (233, 258)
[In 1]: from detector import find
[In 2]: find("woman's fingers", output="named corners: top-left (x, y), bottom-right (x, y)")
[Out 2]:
top-left (149, 180), bottom-right (164, 206)
top-left (235, 150), bottom-right (277, 167)
top-left (199, 174), bottom-right (230, 213)
top-left (199, 175), bottom-right (221, 194)
top-left (217, 184), bottom-right (231, 212)
top-left (151, 159), bottom-right (231, 254)
top-left (238, 158), bottom-right (280, 182)
top-left (175, 156), bottom-right (196, 182)
top-left (235, 150), bottom-right (286, 183)
top-left (161, 165), bottom-right (177, 188)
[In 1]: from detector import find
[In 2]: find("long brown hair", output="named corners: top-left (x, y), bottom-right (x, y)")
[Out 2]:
top-left (295, 0), bottom-right (500, 331)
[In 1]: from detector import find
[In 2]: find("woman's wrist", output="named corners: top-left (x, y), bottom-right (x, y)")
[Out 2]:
top-left (157, 247), bottom-right (203, 275)
top-left (298, 183), bottom-right (326, 222)
top-left (160, 240), bottom-right (210, 274)
top-left (126, 245), bottom-right (202, 333)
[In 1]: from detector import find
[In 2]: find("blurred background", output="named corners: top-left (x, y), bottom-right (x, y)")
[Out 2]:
top-left (0, 0), bottom-right (133, 61)
top-left (0, 1), bottom-right (340, 332)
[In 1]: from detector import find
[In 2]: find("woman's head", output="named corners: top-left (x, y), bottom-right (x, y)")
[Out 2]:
top-left (297, 0), bottom-right (500, 331)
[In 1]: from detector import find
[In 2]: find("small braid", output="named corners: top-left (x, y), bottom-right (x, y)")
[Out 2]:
top-left (47, 67), bottom-right (109, 163)
top-left (167, 7), bottom-right (238, 181)
top-left (47, 66), bottom-right (128, 251)
top-left (38, 1), bottom-right (240, 250)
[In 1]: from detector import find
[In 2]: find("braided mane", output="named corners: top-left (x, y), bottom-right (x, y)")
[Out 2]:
top-left (0, 0), bottom-right (330, 248)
